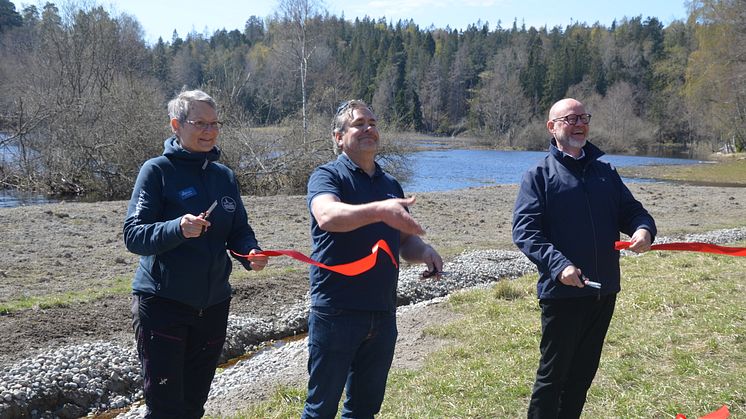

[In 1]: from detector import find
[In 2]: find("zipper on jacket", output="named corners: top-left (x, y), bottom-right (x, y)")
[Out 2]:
top-left (580, 165), bottom-right (602, 299)
top-left (200, 163), bottom-right (215, 308)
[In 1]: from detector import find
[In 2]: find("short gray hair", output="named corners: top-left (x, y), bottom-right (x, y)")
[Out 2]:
top-left (167, 89), bottom-right (217, 122)
top-left (331, 99), bottom-right (370, 154)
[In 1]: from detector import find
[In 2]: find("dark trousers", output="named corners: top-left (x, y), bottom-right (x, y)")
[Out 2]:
top-left (302, 307), bottom-right (398, 419)
top-left (131, 294), bottom-right (230, 419)
top-left (527, 294), bottom-right (616, 419)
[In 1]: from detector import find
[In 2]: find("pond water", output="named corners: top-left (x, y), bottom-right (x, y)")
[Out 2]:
top-left (399, 149), bottom-right (703, 192)
top-left (1, 135), bottom-right (58, 208)
top-left (0, 141), bottom-right (703, 207)
top-left (0, 190), bottom-right (57, 208)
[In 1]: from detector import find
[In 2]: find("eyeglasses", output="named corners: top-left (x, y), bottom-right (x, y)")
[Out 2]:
top-left (336, 99), bottom-right (370, 115)
top-left (336, 100), bottom-right (352, 116)
top-left (552, 113), bottom-right (591, 126)
top-left (185, 120), bottom-right (223, 131)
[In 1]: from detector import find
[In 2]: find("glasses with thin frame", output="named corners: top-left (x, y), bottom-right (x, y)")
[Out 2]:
top-left (552, 113), bottom-right (591, 126)
top-left (336, 100), bottom-right (354, 116)
top-left (336, 99), bottom-right (370, 115)
top-left (185, 120), bottom-right (224, 131)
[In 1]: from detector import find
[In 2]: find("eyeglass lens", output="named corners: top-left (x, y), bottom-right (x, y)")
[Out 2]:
top-left (568, 114), bottom-right (590, 125)
top-left (188, 120), bottom-right (222, 130)
top-left (336, 100), bottom-right (351, 114)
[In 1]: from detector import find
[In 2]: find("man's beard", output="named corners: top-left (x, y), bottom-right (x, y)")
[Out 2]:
top-left (568, 137), bottom-right (586, 149)
top-left (556, 131), bottom-right (586, 150)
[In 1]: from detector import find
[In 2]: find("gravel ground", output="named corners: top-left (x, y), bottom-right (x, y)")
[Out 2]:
top-left (1, 181), bottom-right (745, 418)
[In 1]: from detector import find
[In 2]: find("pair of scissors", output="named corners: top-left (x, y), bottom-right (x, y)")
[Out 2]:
top-left (578, 272), bottom-right (601, 289)
top-left (200, 200), bottom-right (218, 234)
top-left (422, 268), bottom-right (448, 278)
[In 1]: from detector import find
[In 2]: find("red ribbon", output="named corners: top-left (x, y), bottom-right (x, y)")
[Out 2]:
top-left (615, 241), bottom-right (746, 257)
top-left (230, 239), bottom-right (398, 277)
top-left (676, 405), bottom-right (730, 419)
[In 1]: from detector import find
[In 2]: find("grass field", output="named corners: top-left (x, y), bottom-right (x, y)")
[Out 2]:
top-left (618, 153), bottom-right (746, 186)
top-left (225, 247), bottom-right (746, 418)
top-left (0, 277), bottom-right (131, 314)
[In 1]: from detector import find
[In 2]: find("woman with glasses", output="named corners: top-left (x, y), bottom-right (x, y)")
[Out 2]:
top-left (123, 89), bottom-right (268, 418)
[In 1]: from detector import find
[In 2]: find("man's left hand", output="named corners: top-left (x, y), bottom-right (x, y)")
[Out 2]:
top-left (420, 245), bottom-right (443, 278)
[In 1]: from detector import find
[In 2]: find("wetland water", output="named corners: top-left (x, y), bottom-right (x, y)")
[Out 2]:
top-left (0, 142), bottom-right (701, 207)
top-left (399, 149), bottom-right (702, 192)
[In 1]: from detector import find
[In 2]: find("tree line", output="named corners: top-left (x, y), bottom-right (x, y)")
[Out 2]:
top-left (0, 0), bottom-right (744, 199)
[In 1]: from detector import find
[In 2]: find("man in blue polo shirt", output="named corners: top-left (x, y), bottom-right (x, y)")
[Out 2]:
top-left (303, 99), bottom-right (443, 418)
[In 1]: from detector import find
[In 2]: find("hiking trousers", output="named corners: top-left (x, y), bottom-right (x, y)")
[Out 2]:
top-left (131, 294), bottom-right (229, 419)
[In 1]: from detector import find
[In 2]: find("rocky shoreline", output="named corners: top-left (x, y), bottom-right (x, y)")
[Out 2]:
top-left (3, 227), bottom-right (746, 418)
top-left (2, 181), bottom-right (746, 418)
top-left (0, 247), bottom-right (537, 418)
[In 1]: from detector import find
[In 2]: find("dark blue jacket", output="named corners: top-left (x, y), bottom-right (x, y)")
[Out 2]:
top-left (307, 154), bottom-right (402, 312)
top-left (123, 137), bottom-right (260, 309)
top-left (512, 140), bottom-right (656, 299)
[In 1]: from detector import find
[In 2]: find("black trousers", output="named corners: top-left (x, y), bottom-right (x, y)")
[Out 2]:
top-left (527, 293), bottom-right (616, 419)
top-left (131, 294), bottom-right (230, 419)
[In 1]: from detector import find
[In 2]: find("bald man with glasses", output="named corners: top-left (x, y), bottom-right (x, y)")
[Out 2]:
top-left (512, 98), bottom-right (656, 418)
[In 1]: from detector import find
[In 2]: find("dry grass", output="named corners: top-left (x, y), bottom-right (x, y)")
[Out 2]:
top-left (618, 154), bottom-right (746, 186)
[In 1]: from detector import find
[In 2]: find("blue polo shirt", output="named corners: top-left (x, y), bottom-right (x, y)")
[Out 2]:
top-left (306, 153), bottom-right (403, 311)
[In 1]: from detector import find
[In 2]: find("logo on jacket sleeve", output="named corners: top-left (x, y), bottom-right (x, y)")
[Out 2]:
top-left (221, 196), bottom-right (237, 213)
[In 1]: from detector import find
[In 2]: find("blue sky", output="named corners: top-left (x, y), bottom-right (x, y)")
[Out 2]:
top-left (10, 0), bottom-right (690, 45)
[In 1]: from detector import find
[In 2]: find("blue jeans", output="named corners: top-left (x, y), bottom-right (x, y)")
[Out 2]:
top-left (302, 306), bottom-right (398, 419)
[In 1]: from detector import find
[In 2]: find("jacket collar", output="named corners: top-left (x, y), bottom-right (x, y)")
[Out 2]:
top-left (163, 136), bottom-right (220, 168)
top-left (549, 138), bottom-right (605, 165)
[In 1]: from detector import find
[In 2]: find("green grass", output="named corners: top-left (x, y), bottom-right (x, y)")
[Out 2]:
top-left (230, 264), bottom-right (308, 281)
top-left (618, 154), bottom-right (746, 186)
top-left (224, 245), bottom-right (746, 418)
top-left (0, 276), bottom-right (131, 314)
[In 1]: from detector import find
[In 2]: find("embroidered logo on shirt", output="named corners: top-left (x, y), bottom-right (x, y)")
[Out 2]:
top-left (179, 187), bottom-right (198, 200)
top-left (386, 193), bottom-right (399, 199)
top-left (221, 196), bottom-right (237, 213)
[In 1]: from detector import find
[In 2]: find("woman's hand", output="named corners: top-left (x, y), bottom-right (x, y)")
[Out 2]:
top-left (245, 249), bottom-right (269, 271)
top-left (180, 214), bottom-right (211, 238)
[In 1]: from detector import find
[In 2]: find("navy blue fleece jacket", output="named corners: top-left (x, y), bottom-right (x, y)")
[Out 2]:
top-left (123, 137), bottom-right (260, 309)
top-left (512, 140), bottom-right (656, 299)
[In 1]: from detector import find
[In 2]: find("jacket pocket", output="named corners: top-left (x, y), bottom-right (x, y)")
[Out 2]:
top-left (156, 258), bottom-right (169, 290)
top-left (146, 255), bottom-right (169, 291)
